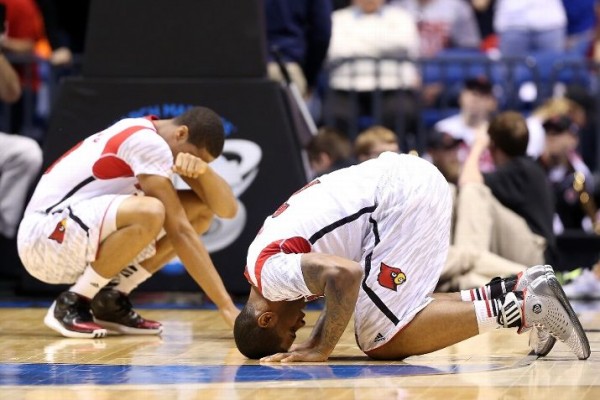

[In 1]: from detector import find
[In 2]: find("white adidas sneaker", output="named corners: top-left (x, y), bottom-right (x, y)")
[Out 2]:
top-left (514, 265), bottom-right (557, 357)
top-left (521, 273), bottom-right (591, 360)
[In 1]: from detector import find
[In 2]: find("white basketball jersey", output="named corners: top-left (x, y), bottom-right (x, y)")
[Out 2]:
top-left (24, 117), bottom-right (173, 215)
top-left (245, 152), bottom-right (453, 352)
top-left (247, 155), bottom-right (384, 269)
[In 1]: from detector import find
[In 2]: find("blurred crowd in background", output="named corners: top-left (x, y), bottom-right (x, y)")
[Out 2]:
top-left (1, 0), bottom-right (600, 298)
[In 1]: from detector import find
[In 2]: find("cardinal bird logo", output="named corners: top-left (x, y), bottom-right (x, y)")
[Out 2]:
top-left (377, 263), bottom-right (407, 291)
top-left (48, 219), bottom-right (68, 244)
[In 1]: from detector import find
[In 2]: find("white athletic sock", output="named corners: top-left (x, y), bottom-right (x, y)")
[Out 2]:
top-left (461, 286), bottom-right (492, 302)
top-left (473, 300), bottom-right (501, 334)
top-left (111, 264), bottom-right (153, 294)
top-left (69, 265), bottom-right (111, 300)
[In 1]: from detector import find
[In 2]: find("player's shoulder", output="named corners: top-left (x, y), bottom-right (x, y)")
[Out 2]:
top-left (104, 117), bottom-right (163, 144)
top-left (109, 117), bottom-right (156, 132)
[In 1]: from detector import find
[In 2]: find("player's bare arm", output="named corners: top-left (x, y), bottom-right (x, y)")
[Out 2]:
top-left (173, 152), bottom-right (238, 218)
top-left (262, 253), bottom-right (362, 362)
top-left (289, 304), bottom-right (328, 353)
top-left (138, 173), bottom-right (239, 325)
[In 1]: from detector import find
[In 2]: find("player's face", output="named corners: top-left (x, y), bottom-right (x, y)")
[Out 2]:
top-left (275, 301), bottom-right (307, 350)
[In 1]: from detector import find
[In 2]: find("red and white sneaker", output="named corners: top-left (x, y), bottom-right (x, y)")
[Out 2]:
top-left (44, 291), bottom-right (107, 339)
top-left (91, 289), bottom-right (162, 335)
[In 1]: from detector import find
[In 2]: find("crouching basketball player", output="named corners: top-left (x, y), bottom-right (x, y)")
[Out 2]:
top-left (17, 106), bottom-right (240, 338)
top-left (234, 152), bottom-right (590, 361)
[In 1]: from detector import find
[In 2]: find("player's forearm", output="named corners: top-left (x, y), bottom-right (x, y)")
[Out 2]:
top-left (182, 168), bottom-right (237, 218)
top-left (171, 227), bottom-right (236, 310)
top-left (310, 271), bottom-right (361, 357)
top-left (306, 304), bottom-right (328, 346)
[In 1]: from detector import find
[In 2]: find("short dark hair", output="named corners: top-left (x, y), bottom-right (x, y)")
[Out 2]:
top-left (233, 303), bottom-right (286, 359)
top-left (427, 129), bottom-right (463, 150)
top-left (542, 115), bottom-right (579, 136)
top-left (306, 126), bottom-right (352, 164)
top-left (464, 76), bottom-right (493, 95)
top-left (174, 106), bottom-right (225, 158)
top-left (488, 111), bottom-right (528, 157)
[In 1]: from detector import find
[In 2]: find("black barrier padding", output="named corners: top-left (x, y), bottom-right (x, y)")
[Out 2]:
top-left (22, 77), bottom-right (307, 296)
top-left (82, 0), bottom-right (267, 79)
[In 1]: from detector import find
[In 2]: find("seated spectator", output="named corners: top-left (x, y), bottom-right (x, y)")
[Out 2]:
top-left (456, 111), bottom-right (557, 270)
top-left (354, 125), bottom-right (400, 162)
top-left (537, 115), bottom-right (599, 234)
top-left (392, 0), bottom-right (482, 58)
top-left (424, 129), bottom-right (463, 185)
top-left (1, 0), bottom-right (49, 140)
top-left (323, 0), bottom-right (421, 142)
top-left (468, 0), bottom-right (498, 52)
top-left (306, 126), bottom-right (356, 178)
top-left (562, 0), bottom-right (596, 57)
top-left (392, 0), bottom-right (482, 108)
top-left (434, 76), bottom-right (498, 172)
top-left (525, 96), bottom-right (587, 159)
top-left (422, 127), bottom-right (528, 291)
top-left (0, 34), bottom-right (43, 279)
top-left (494, 0), bottom-right (567, 58)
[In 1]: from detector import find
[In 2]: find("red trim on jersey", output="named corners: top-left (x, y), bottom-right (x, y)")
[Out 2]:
top-left (92, 125), bottom-right (148, 179)
top-left (252, 236), bottom-right (312, 293)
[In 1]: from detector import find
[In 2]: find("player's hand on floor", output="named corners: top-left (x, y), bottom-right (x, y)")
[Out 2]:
top-left (260, 348), bottom-right (329, 363)
top-left (172, 152), bottom-right (208, 178)
top-left (289, 339), bottom-right (316, 353)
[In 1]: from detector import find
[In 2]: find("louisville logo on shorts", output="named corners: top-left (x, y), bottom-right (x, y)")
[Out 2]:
top-left (48, 218), bottom-right (68, 244)
top-left (377, 262), bottom-right (407, 291)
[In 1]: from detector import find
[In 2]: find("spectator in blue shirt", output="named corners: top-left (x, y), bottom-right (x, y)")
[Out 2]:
top-left (562, 0), bottom-right (596, 57)
top-left (264, 0), bottom-right (333, 97)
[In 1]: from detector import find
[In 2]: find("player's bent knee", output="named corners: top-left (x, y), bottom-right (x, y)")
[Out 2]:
top-left (118, 197), bottom-right (165, 233)
top-left (137, 197), bottom-right (166, 231)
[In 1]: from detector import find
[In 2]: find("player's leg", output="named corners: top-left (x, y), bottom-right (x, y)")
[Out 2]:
top-left (365, 298), bottom-right (479, 359)
top-left (367, 266), bottom-right (590, 360)
top-left (141, 190), bottom-right (213, 273)
top-left (47, 195), bottom-right (164, 338)
top-left (90, 191), bottom-right (215, 334)
top-left (90, 195), bottom-right (165, 277)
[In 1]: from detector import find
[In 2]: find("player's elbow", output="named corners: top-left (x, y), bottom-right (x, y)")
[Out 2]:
top-left (215, 199), bottom-right (238, 219)
top-left (328, 261), bottom-right (363, 290)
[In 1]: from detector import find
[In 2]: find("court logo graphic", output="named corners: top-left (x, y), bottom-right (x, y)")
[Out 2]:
top-left (48, 219), bottom-right (67, 244)
top-left (377, 263), bottom-right (406, 291)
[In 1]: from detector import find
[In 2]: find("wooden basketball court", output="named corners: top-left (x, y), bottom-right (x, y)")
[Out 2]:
top-left (0, 295), bottom-right (598, 399)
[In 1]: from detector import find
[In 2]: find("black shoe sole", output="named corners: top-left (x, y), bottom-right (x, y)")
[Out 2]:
top-left (546, 275), bottom-right (591, 360)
